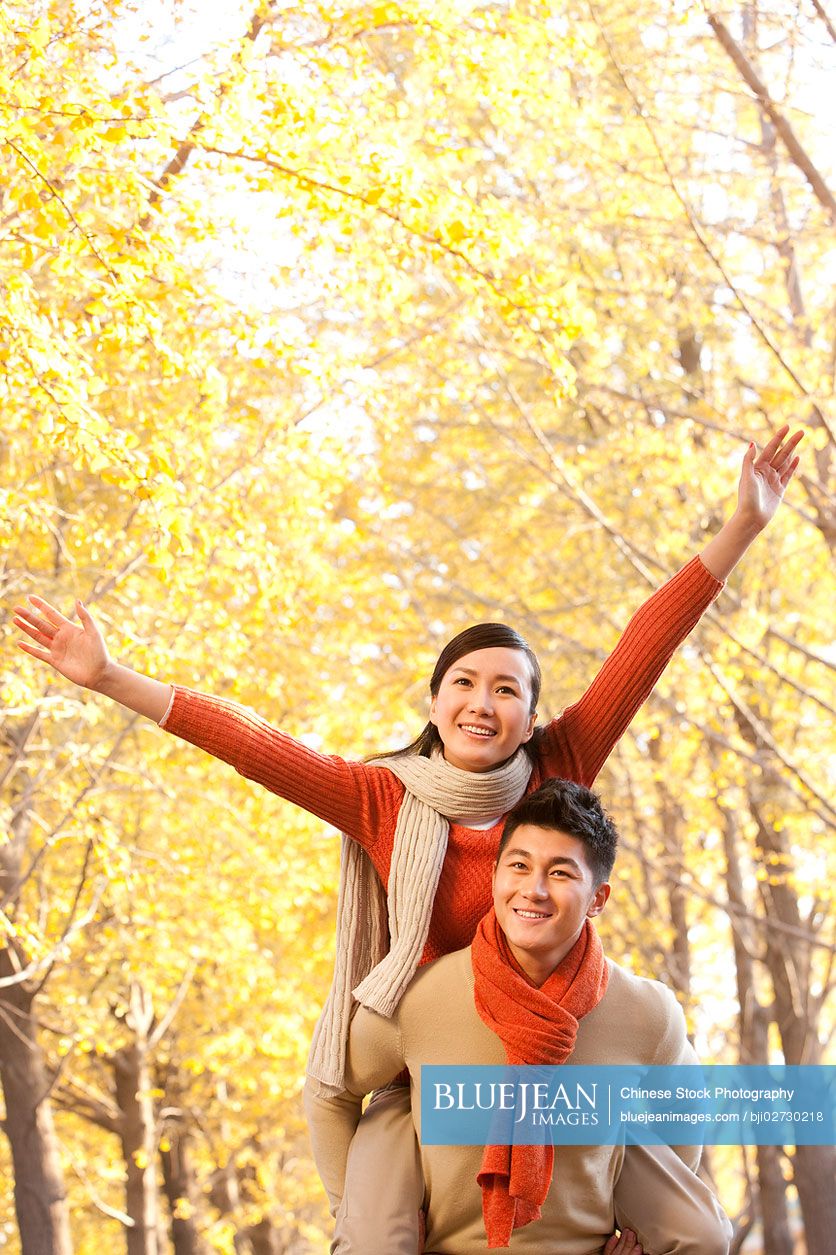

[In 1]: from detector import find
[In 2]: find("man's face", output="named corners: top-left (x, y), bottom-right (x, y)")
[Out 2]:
top-left (492, 824), bottom-right (610, 984)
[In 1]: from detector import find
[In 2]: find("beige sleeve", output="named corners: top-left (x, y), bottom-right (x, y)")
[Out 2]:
top-left (646, 985), bottom-right (703, 1173)
top-left (648, 985), bottom-right (696, 1068)
top-left (614, 1143), bottom-right (731, 1255)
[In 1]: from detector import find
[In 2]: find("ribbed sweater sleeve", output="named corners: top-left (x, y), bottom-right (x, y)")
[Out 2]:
top-left (160, 688), bottom-right (401, 851)
top-left (539, 555), bottom-right (723, 786)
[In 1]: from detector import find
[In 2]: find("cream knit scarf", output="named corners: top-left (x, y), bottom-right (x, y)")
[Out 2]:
top-left (307, 748), bottom-right (533, 1096)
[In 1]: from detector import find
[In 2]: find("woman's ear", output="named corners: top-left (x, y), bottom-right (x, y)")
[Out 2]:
top-left (429, 695), bottom-right (438, 726)
top-left (522, 711), bottom-right (537, 742)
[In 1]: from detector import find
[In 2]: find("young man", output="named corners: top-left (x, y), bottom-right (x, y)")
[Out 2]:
top-left (328, 779), bottom-right (731, 1253)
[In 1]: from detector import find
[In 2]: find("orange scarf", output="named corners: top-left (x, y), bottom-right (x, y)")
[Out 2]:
top-left (471, 911), bottom-right (609, 1248)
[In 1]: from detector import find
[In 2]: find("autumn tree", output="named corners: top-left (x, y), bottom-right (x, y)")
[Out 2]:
top-left (2, 1), bottom-right (833, 1252)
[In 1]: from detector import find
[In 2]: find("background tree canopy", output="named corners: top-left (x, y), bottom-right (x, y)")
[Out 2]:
top-left (1, 1), bottom-right (833, 1251)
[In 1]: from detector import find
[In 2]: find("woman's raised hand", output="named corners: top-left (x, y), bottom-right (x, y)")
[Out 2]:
top-left (700, 423), bottom-right (803, 581)
top-left (14, 596), bottom-right (172, 721)
top-left (14, 596), bottom-right (111, 690)
top-left (737, 424), bottom-right (803, 531)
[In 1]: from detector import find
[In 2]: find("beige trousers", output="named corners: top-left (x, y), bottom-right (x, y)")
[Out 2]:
top-left (304, 1078), bottom-right (731, 1255)
top-left (304, 1080), bottom-right (423, 1255)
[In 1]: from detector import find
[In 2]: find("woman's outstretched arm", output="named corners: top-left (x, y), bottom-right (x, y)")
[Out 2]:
top-left (14, 596), bottom-right (172, 722)
top-left (698, 424), bottom-right (802, 580)
top-left (13, 597), bottom-right (398, 849)
top-left (538, 424), bottom-right (802, 786)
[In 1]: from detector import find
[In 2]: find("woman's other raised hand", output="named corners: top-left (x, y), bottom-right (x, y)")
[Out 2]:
top-left (14, 596), bottom-right (110, 689)
top-left (14, 595), bottom-right (172, 722)
top-left (737, 424), bottom-right (803, 532)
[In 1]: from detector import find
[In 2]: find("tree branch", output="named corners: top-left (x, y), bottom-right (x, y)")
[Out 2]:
top-left (810, 0), bottom-right (836, 45)
top-left (706, 11), bottom-right (836, 225)
top-left (586, 1), bottom-right (836, 444)
top-left (142, 1), bottom-right (281, 222)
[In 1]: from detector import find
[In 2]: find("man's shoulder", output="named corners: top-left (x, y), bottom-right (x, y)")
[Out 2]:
top-left (395, 946), bottom-right (498, 1064)
top-left (396, 948), bottom-right (474, 1032)
top-left (576, 958), bottom-right (690, 1066)
top-left (401, 946), bottom-right (474, 1008)
top-left (605, 958), bottom-right (681, 1014)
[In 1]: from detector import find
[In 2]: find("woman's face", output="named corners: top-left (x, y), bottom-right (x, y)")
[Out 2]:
top-left (429, 646), bottom-right (537, 772)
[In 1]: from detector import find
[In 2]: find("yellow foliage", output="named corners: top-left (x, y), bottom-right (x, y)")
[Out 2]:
top-left (0, 0), bottom-right (833, 1250)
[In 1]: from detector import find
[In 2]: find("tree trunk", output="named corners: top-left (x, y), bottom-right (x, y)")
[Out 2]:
top-left (0, 734), bottom-right (74, 1255)
top-left (161, 1119), bottom-right (208, 1255)
top-left (649, 739), bottom-right (692, 997)
top-left (245, 1217), bottom-right (282, 1254)
top-left (793, 1144), bottom-right (836, 1254)
top-left (733, 703), bottom-right (836, 1248)
top-left (112, 984), bottom-right (159, 1255)
top-left (0, 943), bottom-right (74, 1255)
top-left (715, 782), bottom-right (793, 1254)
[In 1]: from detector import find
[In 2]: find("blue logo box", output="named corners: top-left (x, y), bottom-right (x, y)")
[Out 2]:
top-left (420, 1065), bottom-right (835, 1146)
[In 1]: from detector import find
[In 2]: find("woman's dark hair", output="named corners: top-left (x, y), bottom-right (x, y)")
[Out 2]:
top-left (378, 622), bottom-right (544, 765)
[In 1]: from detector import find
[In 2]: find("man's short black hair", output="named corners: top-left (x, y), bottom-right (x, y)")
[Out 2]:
top-left (496, 778), bottom-right (618, 886)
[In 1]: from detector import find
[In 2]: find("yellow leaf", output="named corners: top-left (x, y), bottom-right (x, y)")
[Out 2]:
top-left (30, 16), bottom-right (50, 51)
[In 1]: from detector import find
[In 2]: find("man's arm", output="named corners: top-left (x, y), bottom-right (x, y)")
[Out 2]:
top-left (614, 1144), bottom-right (731, 1255)
top-left (616, 983), bottom-right (731, 1254)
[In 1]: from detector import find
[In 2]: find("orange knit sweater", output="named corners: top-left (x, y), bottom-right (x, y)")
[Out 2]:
top-left (161, 555), bottom-right (721, 966)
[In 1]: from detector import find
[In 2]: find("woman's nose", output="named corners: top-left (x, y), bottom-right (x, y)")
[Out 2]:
top-left (468, 687), bottom-right (493, 712)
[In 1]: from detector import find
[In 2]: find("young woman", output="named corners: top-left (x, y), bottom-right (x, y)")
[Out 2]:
top-left (15, 427), bottom-right (801, 1252)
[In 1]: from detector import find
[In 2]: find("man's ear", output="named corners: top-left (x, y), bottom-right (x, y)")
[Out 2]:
top-left (586, 882), bottom-right (611, 918)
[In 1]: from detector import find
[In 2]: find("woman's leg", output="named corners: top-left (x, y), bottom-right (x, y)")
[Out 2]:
top-left (334, 1086), bottom-right (424, 1255)
top-left (304, 1078), bottom-right (424, 1254)
top-left (303, 1075), bottom-right (363, 1214)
